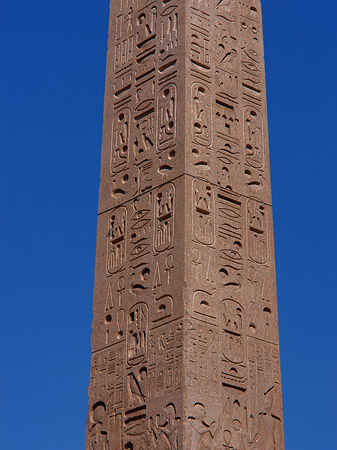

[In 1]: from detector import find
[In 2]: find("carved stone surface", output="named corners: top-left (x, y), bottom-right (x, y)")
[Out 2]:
top-left (85, 1), bottom-right (285, 449)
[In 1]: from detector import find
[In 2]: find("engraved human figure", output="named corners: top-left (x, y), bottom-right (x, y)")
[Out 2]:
top-left (149, 418), bottom-right (170, 450)
top-left (257, 384), bottom-right (282, 450)
top-left (160, 403), bottom-right (181, 450)
top-left (89, 422), bottom-right (109, 450)
top-left (150, 403), bottom-right (181, 450)
top-left (188, 403), bottom-right (220, 450)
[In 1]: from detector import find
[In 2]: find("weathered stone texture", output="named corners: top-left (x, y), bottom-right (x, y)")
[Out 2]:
top-left (85, 1), bottom-right (285, 449)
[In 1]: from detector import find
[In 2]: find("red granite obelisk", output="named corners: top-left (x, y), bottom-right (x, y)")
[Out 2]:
top-left (85, 1), bottom-right (285, 449)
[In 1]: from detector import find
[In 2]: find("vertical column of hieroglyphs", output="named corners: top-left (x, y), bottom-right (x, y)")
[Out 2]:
top-left (86, 1), bottom-right (186, 449)
top-left (184, 1), bottom-right (285, 449)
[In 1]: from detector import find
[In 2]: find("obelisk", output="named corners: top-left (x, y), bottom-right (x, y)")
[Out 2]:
top-left (85, 1), bottom-right (285, 449)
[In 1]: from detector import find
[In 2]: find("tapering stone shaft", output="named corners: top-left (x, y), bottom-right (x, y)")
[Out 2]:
top-left (85, 1), bottom-right (285, 449)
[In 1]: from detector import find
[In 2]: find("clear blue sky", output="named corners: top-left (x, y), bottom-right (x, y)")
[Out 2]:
top-left (1, 1), bottom-right (336, 449)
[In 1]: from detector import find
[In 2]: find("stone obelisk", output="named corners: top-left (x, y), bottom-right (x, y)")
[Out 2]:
top-left (85, 1), bottom-right (285, 449)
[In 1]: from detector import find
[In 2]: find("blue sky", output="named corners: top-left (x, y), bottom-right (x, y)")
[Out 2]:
top-left (1, 1), bottom-right (336, 449)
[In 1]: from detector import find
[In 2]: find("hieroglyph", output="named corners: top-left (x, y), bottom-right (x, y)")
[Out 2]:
top-left (86, 1), bottom-right (284, 449)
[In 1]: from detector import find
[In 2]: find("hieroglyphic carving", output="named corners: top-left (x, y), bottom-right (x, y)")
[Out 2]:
top-left (104, 277), bottom-right (126, 344)
top-left (152, 293), bottom-right (173, 324)
top-left (193, 289), bottom-right (217, 323)
top-left (130, 203), bottom-right (151, 264)
top-left (187, 320), bottom-right (220, 395)
top-left (122, 401), bottom-right (181, 450)
top-left (88, 1), bottom-right (284, 449)
top-left (193, 179), bottom-right (215, 246)
top-left (115, 6), bottom-right (134, 72)
top-left (187, 399), bottom-right (248, 450)
top-left (240, 14), bottom-right (260, 45)
top-left (136, 5), bottom-right (157, 50)
top-left (154, 183), bottom-right (175, 253)
top-left (216, 97), bottom-right (239, 142)
top-left (222, 393), bottom-right (248, 450)
top-left (127, 303), bottom-right (149, 366)
top-left (111, 108), bottom-right (131, 174)
top-left (148, 320), bottom-right (183, 398)
top-left (87, 402), bottom-right (110, 450)
top-left (107, 207), bottom-right (127, 275)
top-left (190, 10), bottom-right (211, 71)
top-left (241, 47), bottom-right (263, 103)
top-left (248, 338), bottom-right (283, 449)
top-left (188, 403), bottom-right (222, 450)
top-left (247, 197), bottom-right (268, 264)
top-left (192, 246), bottom-right (216, 285)
top-left (159, 6), bottom-right (178, 63)
top-left (157, 84), bottom-right (177, 151)
top-left (215, 17), bottom-right (239, 99)
top-left (221, 299), bottom-right (248, 391)
top-left (216, 0), bottom-right (236, 17)
top-left (247, 264), bottom-right (278, 343)
top-left (149, 403), bottom-right (181, 450)
top-left (95, 0), bottom-right (183, 211)
top-left (134, 100), bottom-right (155, 164)
top-left (240, 0), bottom-right (261, 45)
top-left (218, 190), bottom-right (243, 291)
top-left (216, 138), bottom-right (240, 190)
top-left (192, 83), bottom-right (212, 147)
top-left (88, 344), bottom-right (125, 417)
top-left (126, 366), bottom-right (148, 407)
top-left (244, 106), bottom-right (264, 169)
